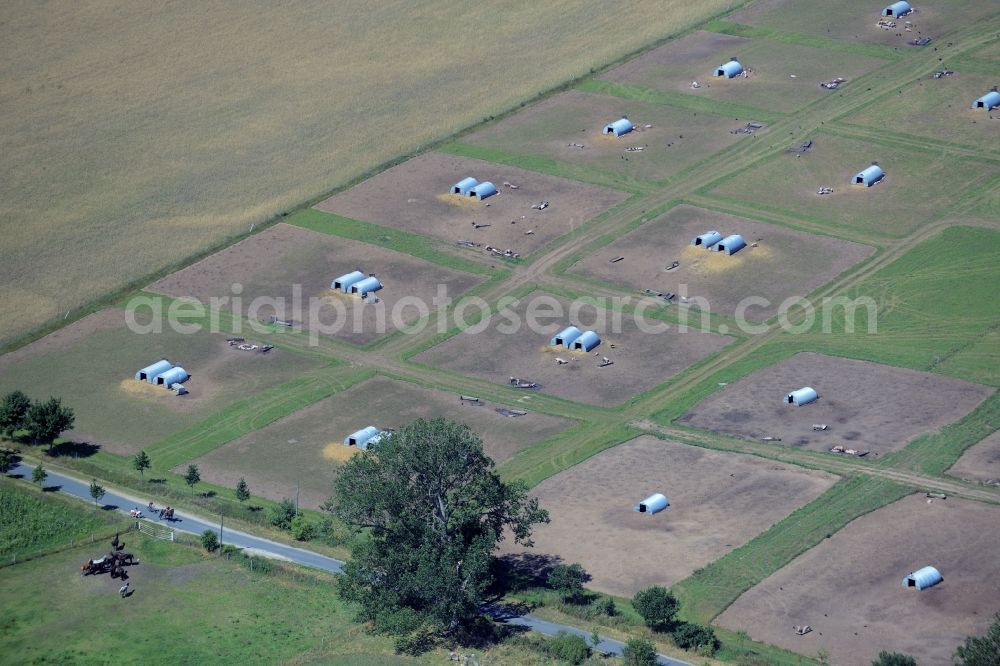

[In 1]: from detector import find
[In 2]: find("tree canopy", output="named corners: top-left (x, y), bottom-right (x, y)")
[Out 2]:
top-left (548, 562), bottom-right (588, 603)
top-left (32, 464), bottom-right (47, 487)
top-left (328, 417), bottom-right (548, 638)
top-left (235, 477), bottom-right (251, 502)
top-left (184, 464), bottom-right (200, 488)
top-left (622, 637), bottom-right (658, 666)
top-left (954, 611), bottom-right (1000, 666)
top-left (0, 391), bottom-right (31, 437)
top-left (633, 586), bottom-right (680, 631)
top-left (89, 479), bottom-right (105, 506)
top-left (871, 651), bottom-right (917, 666)
top-left (25, 397), bottom-right (74, 445)
top-left (132, 450), bottom-right (151, 478)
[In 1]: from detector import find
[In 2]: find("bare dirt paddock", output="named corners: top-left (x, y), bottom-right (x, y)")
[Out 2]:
top-left (601, 30), bottom-right (886, 114)
top-left (315, 152), bottom-right (628, 257)
top-left (571, 205), bottom-right (874, 321)
top-left (187, 375), bottom-right (572, 509)
top-left (726, 0), bottom-right (999, 49)
top-left (0, 309), bottom-right (318, 454)
top-left (462, 90), bottom-right (751, 183)
top-left (679, 352), bottom-right (994, 457)
top-left (948, 430), bottom-right (1000, 485)
top-left (150, 223), bottom-right (483, 345)
top-left (716, 494), bottom-right (1000, 665)
top-left (413, 294), bottom-right (731, 406)
top-left (501, 436), bottom-right (836, 597)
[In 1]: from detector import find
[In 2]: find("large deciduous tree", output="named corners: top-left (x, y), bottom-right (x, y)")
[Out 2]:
top-left (0, 391), bottom-right (31, 438)
top-left (328, 418), bottom-right (548, 638)
top-left (25, 397), bottom-right (74, 448)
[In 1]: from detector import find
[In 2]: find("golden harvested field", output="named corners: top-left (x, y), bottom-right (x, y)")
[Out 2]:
top-left (0, 0), bottom-right (741, 346)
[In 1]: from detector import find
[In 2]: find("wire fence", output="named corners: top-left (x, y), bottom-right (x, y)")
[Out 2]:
top-left (1, 521), bottom-right (136, 569)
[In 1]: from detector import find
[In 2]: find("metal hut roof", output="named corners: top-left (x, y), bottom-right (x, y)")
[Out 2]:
top-left (903, 566), bottom-right (942, 590)
top-left (351, 276), bottom-right (382, 295)
top-left (573, 330), bottom-right (602, 352)
top-left (470, 181), bottom-right (497, 200)
top-left (972, 91), bottom-right (1000, 111)
top-left (786, 387), bottom-right (819, 406)
top-left (551, 326), bottom-right (583, 349)
top-left (451, 177), bottom-right (480, 195)
top-left (715, 60), bottom-right (744, 78)
top-left (634, 493), bottom-right (669, 515)
top-left (603, 118), bottom-right (634, 137)
top-left (883, 1), bottom-right (912, 17)
top-left (332, 270), bottom-right (366, 292)
top-left (136, 359), bottom-right (173, 383)
top-left (363, 431), bottom-right (388, 450)
top-left (344, 426), bottom-right (381, 449)
top-left (854, 164), bottom-right (884, 186)
top-left (692, 230), bottom-right (724, 248)
top-left (156, 366), bottom-right (189, 387)
top-left (716, 234), bottom-right (747, 255)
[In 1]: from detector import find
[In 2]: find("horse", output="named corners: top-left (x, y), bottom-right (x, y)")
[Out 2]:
top-left (80, 558), bottom-right (108, 576)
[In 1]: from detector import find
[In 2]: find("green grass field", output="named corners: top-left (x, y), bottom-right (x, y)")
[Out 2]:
top-left (0, 479), bottom-right (129, 561)
top-left (0, 526), bottom-right (583, 665)
top-left (707, 131), bottom-right (999, 239)
top-left (802, 226), bottom-right (1000, 383)
top-left (0, 535), bottom-right (407, 665)
top-left (0, 0), bottom-right (744, 347)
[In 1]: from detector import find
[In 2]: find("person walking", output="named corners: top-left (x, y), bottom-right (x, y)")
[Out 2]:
top-left (119, 582), bottom-right (129, 598)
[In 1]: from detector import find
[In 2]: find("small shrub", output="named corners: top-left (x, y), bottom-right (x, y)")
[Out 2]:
top-left (548, 632), bottom-right (590, 664)
top-left (393, 631), bottom-right (435, 655)
top-left (548, 562), bottom-right (588, 603)
top-left (290, 515), bottom-right (316, 541)
top-left (871, 652), bottom-right (917, 666)
top-left (622, 637), bottom-right (658, 666)
top-left (633, 586), bottom-right (679, 631)
top-left (672, 622), bottom-right (719, 655)
top-left (268, 498), bottom-right (297, 530)
top-left (200, 529), bottom-right (219, 552)
top-left (593, 596), bottom-right (616, 616)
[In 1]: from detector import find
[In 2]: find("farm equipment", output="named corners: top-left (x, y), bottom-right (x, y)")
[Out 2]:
top-left (508, 376), bottom-right (539, 389)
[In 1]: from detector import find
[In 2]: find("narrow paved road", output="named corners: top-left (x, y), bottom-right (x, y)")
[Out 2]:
top-left (10, 461), bottom-right (344, 573)
top-left (9, 462), bottom-right (693, 666)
